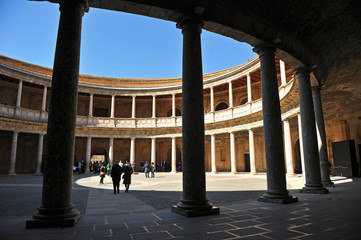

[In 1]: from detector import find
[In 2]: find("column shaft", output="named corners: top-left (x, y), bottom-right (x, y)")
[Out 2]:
top-left (130, 138), bottom-right (135, 164)
top-left (228, 82), bottom-right (233, 108)
top-left (296, 68), bottom-right (328, 193)
top-left (152, 96), bottom-right (156, 118)
top-left (210, 87), bottom-right (214, 112)
top-left (312, 86), bottom-right (333, 186)
top-left (171, 137), bottom-right (177, 173)
top-left (26, 0), bottom-right (87, 228)
top-left (249, 129), bottom-right (256, 174)
top-left (151, 138), bottom-right (156, 164)
top-left (172, 17), bottom-right (218, 216)
top-left (283, 120), bottom-right (294, 175)
top-left (109, 138), bottom-right (114, 164)
top-left (247, 74), bottom-right (252, 102)
top-left (41, 86), bottom-right (47, 112)
top-left (16, 80), bottom-right (23, 108)
top-left (230, 132), bottom-right (237, 173)
top-left (35, 134), bottom-right (44, 174)
top-left (280, 60), bottom-right (287, 86)
top-left (298, 113), bottom-right (306, 178)
top-left (211, 134), bottom-right (217, 173)
top-left (110, 95), bottom-right (115, 118)
top-left (253, 44), bottom-right (297, 203)
top-left (132, 96), bottom-right (136, 118)
top-left (85, 137), bottom-right (91, 173)
top-left (88, 94), bottom-right (93, 117)
top-left (9, 131), bottom-right (18, 175)
top-left (172, 94), bottom-right (176, 117)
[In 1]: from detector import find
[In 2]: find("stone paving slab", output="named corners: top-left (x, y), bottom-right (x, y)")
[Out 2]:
top-left (0, 173), bottom-right (360, 239)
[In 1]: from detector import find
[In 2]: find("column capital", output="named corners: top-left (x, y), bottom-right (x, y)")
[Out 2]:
top-left (59, 0), bottom-right (89, 15)
top-left (132, 95), bottom-right (136, 98)
top-left (252, 43), bottom-right (276, 56)
top-left (293, 66), bottom-right (311, 76)
top-left (176, 16), bottom-right (203, 33)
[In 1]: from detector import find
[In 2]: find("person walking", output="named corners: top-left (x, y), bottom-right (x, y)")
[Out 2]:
top-left (150, 162), bottom-right (155, 178)
top-left (122, 161), bottom-right (133, 192)
top-left (111, 161), bottom-right (123, 194)
top-left (144, 161), bottom-right (149, 178)
top-left (99, 164), bottom-right (106, 184)
top-left (106, 162), bottom-right (112, 176)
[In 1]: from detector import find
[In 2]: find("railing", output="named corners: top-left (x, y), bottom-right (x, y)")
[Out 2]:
top-left (0, 79), bottom-right (296, 129)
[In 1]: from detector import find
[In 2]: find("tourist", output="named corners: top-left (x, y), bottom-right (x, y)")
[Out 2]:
top-left (106, 162), bottom-right (112, 176)
top-left (144, 161), bottom-right (149, 178)
top-left (122, 161), bottom-right (133, 192)
top-left (99, 164), bottom-right (106, 184)
top-left (140, 161), bottom-right (144, 172)
top-left (150, 162), bottom-right (155, 178)
top-left (111, 161), bottom-right (123, 194)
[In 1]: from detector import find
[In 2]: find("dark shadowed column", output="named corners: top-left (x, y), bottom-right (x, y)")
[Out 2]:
top-left (253, 44), bottom-right (298, 204)
top-left (295, 68), bottom-right (328, 194)
top-left (26, 0), bottom-right (88, 228)
top-left (312, 85), bottom-right (334, 187)
top-left (172, 17), bottom-right (219, 217)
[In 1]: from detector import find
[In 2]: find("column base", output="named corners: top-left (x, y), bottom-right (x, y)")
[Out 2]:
top-left (300, 186), bottom-right (329, 194)
top-left (322, 181), bottom-right (335, 187)
top-left (8, 173), bottom-right (17, 176)
top-left (258, 193), bottom-right (298, 204)
top-left (26, 209), bottom-right (80, 228)
top-left (171, 205), bottom-right (219, 217)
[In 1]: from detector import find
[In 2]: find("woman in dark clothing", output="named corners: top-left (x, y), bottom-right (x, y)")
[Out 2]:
top-left (111, 161), bottom-right (123, 194)
top-left (99, 164), bottom-right (106, 184)
top-left (122, 161), bottom-right (133, 192)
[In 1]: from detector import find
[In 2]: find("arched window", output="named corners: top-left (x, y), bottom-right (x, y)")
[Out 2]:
top-left (240, 97), bottom-right (248, 105)
top-left (215, 102), bottom-right (228, 111)
top-left (167, 108), bottom-right (182, 117)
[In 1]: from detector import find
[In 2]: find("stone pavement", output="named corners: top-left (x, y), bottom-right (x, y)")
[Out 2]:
top-left (0, 172), bottom-right (360, 240)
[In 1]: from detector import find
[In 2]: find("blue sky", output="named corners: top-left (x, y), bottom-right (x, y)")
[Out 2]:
top-left (0, 0), bottom-right (256, 78)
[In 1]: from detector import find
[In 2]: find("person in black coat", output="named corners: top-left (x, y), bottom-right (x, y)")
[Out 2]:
top-left (111, 161), bottom-right (123, 194)
top-left (122, 161), bottom-right (133, 193)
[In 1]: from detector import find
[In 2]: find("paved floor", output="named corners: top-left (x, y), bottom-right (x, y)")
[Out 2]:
top-left (0, 172), bottom-right (360, 240)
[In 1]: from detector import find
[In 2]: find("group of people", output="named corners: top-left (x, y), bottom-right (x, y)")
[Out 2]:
top-left (100, 161), bottom-right (134, 194)
top-left (140, 162), bottom-right (155, 178)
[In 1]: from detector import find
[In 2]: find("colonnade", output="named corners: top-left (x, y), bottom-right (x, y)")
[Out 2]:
top-left (23, 0), bottom-right (333, 228)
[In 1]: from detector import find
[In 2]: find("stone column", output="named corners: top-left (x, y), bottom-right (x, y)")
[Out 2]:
top-left (41, 86), bottom-right (47, 112)
top-left (109, 138), bottom-right (113, 165)
top-left (228, 82), bottom-right (233, 108)
top-left (253, 44), bottom-right (297, 203)
top-left (88, 93), bottom-right (93, 117)
top-left (210, 87), bottom-right (214, 112)
top-left (35, 134), bottom-right (45, 175)
top-left (85, 136), bottom-right (91, 173)
top-left (211, 134), bottom-right (217, 173)
top-left (130, 137), bottom-right (135, 164)
top-left (172, 94), bottom-right (176, 117)
top-left (312, 86), bottom-right (334, 186)
top-left (230, 132), bottom-right (237, 173)
top-left (247, 74), bottom-right (252, 103)
top-left (280, 60), bottom-right (287, 86)
top-left (298, 113), bottom-right (306, 178)
top-left (151, 138), bottom-right (156, 165)
top-left (249, 129), bottom-right (256, 174)
top-left (152, 95), bottom-right (156, 118)
top-left (131, 96), bottom-right (136, 118)
top-left (172, 17), bottom-right (218, 217)
top-left (283, 120), bottom-right (295, 175)
top-left (295, 67), bottom-right (328, 194)
top-left (16, 80), bottom-right (23, 108)
top-left (110, 95), bottom-right (115, 118)
top-left (171, 137), bottom-right (177, 173)
top-left (26, 0), bottom-right (88, 228)
top-left (9, 131), bottom-right (19, 175)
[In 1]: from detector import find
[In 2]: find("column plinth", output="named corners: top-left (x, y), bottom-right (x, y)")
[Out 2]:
top-left (253, 44), bottom-right (297, 204)
top-left (172, 17), bottom-right (219, 217)
top-left (26, 0), bottom-right (88, 228)
top-left (295, 68), bottom-right (328, 194)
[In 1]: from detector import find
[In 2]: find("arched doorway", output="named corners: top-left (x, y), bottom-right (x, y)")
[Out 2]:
top-left (167, 108), bottom-right (182, 117)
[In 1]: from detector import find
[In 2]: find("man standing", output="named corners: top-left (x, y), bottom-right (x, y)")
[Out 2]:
top-left (111, 161), bottom-right (123, 194)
